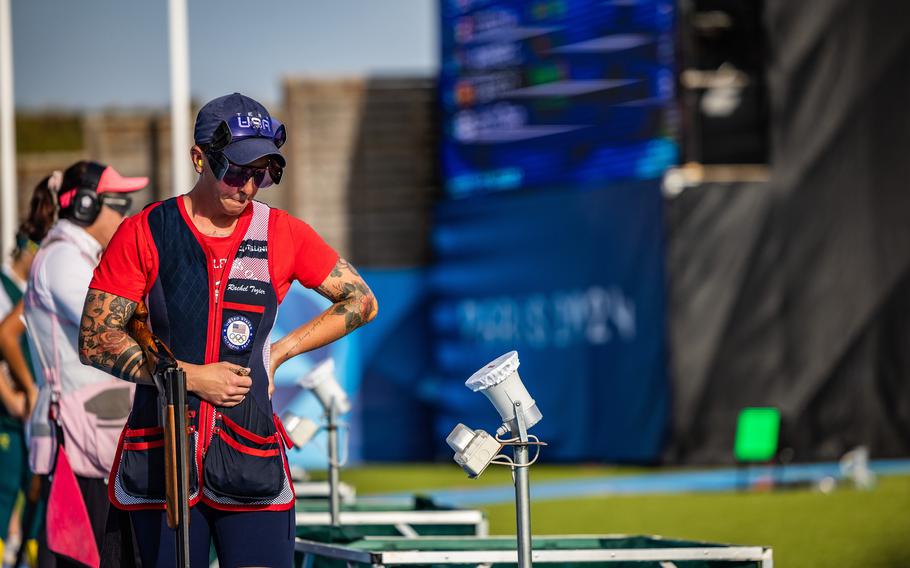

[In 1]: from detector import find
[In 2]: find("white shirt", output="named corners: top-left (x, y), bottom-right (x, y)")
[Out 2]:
top-left (24, 219), bottom-right (134, 477)
top-left (24, 220), bottom-right (107, 395)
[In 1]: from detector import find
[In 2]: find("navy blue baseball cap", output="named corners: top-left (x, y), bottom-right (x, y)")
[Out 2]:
top-left (194, 93), bottom-right (286, 167)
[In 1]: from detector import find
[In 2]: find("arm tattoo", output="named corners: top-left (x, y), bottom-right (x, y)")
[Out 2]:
top-left (329, 258), bottom-right (361, 279)
top-left (79, 290), bottom-right (147, 382)
top-left (112, 345), bottom-right (143, 380)
top-left (327, 282), bottom-right (372, 331)
top-left (283, 315), bottom-right (324, 358)
top-left (316, 258), bottom-right (377, 333)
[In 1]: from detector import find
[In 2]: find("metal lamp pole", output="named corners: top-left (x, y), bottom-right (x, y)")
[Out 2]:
top-left (327, 400), bottom-right (341, 527)
top-left (512, 400), bottom-right (533, 568)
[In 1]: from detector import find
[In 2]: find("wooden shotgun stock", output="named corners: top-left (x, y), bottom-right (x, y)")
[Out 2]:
top-left (126, 302), bottom-right (161, 373)
top-left (127, 302), bottom-right (191, 563)
top-left (162, 402), bottom-right (179, 529)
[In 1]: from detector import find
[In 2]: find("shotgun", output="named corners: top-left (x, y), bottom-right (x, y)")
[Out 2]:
top-left (127, 302), bottom-right (191, 565)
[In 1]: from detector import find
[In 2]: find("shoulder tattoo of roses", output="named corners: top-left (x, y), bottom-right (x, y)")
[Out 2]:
top-left (80, 291), bottom-right (143, 381)
top-left (317, 258), bottom-right (375, 333)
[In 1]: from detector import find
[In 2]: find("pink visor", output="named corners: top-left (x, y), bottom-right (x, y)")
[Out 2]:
top-left (97, 166), bottom-right (148, 194)
top-left (58, 166), bottom-right (148, 208)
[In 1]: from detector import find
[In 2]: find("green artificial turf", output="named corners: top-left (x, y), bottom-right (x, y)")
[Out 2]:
top-left (311, 463), bottom-right (645, 494)
top-left (315, 465), bottom-right (910, 567)
top-left (484, 475), bottom-right (910, 567)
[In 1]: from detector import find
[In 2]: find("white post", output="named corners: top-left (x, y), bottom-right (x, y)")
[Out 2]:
top-left (0, 0), bottom-right (17, 258)
top-left (168, 0), bottom-right (191, 197)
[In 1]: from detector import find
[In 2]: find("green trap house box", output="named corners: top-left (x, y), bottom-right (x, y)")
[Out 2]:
top-left (295, 496), bottom-right (488, 541)
top-left (294, 535), bottom-right (773, 568)
top-left (734, 408), bottom-right (780, 463)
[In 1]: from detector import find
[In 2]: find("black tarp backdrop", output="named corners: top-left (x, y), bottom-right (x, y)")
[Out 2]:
top-left (668, 0), bottom-right (910, 463)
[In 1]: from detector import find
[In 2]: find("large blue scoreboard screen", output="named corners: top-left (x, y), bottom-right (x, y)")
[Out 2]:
top-left (440, 0), bottom-right (677, 198)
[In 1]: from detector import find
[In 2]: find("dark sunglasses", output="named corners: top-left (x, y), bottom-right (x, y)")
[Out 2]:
top-left (100, 193), bottom-right (133, 216)
top-left (213, 157), bottom-right (283, 189)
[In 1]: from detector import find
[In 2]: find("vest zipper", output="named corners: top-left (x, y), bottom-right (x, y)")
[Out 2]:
top-left (194, 206), bottom-right (250, 467)
top-left (201, 254), bottom-right (222, 459)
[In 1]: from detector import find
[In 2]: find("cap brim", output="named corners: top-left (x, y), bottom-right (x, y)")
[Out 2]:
top-left (222, 137), bottom-right (286, 167)
top-left (97, 166), bottom-right (149, 194)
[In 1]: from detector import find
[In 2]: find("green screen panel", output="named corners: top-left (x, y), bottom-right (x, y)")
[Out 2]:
top-left (734, 407), bottom-right (780, 462)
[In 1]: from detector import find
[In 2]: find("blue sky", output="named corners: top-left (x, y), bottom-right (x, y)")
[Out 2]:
top-left (11, 0), bottom-right (438, 110)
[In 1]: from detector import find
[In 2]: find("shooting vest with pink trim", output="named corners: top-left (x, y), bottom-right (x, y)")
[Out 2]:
top-left (108, 198), bottom-right (295, 512)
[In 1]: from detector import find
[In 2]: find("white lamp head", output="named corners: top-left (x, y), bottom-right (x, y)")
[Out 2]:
top-left (298, 358), bottom-right (351, 414)
top-left (446, 423), bottom-right (502, 478)
top-left (465, 351), bottom-right (542, 435)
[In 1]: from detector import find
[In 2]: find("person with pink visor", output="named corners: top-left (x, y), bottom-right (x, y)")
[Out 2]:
top-left (23, 160), bottom-right (147, 568)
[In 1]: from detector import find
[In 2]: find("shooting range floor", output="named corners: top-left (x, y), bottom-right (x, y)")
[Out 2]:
top-left (367, 459), bottom-right (910, 506)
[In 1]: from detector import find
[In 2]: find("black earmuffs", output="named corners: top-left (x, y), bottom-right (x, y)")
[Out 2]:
top-left (70, 162), bottom-right (106, 225)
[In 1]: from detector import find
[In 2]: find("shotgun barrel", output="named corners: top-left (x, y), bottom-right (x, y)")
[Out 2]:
top-left (127, 302), bottom-right (190, 566)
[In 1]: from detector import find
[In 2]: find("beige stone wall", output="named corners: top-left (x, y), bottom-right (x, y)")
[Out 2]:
top-left (282, 77), bottom-right (438, 267)
top-left (82, 111), bottom-right (168, 207)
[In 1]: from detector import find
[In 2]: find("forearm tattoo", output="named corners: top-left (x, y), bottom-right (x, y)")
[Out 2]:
top-left (315, 258), bottom-right (377, 333)
top-left (79, 290), bottom-right (146, 382)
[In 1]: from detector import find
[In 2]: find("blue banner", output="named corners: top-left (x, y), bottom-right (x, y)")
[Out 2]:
top-left (429, 182), bottom-right (668, 462)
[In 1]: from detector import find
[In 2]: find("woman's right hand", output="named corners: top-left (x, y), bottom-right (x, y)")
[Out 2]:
top-left (181, 361), bottom-right (252, 407)
top-left (1, 390), bottom-right (26, 420)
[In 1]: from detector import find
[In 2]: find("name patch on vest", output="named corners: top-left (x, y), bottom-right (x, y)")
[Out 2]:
top-left (223, 315), bottom-right (254, 351)
top-left (227, 282), bottom-right (267, 296)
